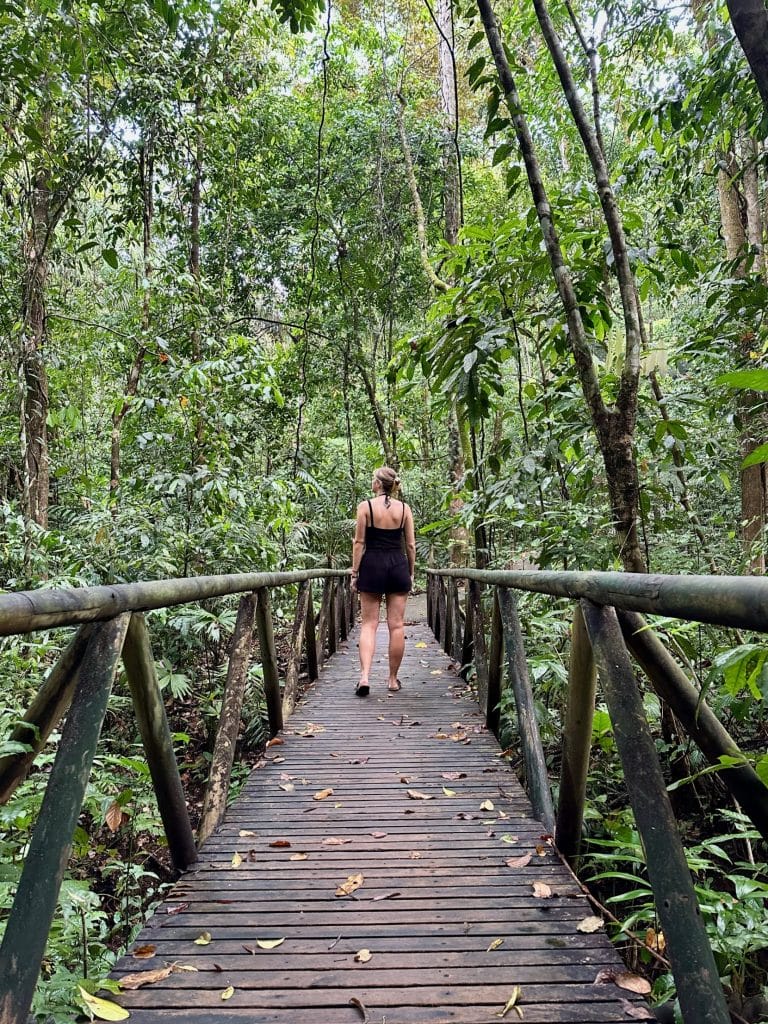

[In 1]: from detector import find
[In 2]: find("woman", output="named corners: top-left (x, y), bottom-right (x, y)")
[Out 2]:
top-left (350, 466), bottom-right (416, 697)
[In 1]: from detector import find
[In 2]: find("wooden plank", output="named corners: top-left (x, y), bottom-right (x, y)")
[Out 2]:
top-left (109, 618), bottom-right (650, 1023)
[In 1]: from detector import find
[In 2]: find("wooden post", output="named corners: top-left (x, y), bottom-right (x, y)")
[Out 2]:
top-left (305, 583), bottom-right (319, 682)
top-left (348, 574), bottom-right (356, 629)
top-left (618, 608), bottom-right (768, 843)
top-left (337, 578), bottom-right (348, 643)
top-left (486, 589), bottom-right (504, 736)
top-left (497, 587), bottom-right (555, 833)
top-left (197, 594), bottom-right (257, 847)
top-left (0, 614), bottom-right (130, 1024)
top-left (556, 604), bottom-right (596, 863)
top-left (581, 600), bottom-right (730, 1024)
top-left (0, 623), bottom-right (95, 805)
top-left (254, 588), bottom-right (282, 736)
top-left (451, 583), bottom-right (463, 664)
top-left (444, 577), bottom-right (455, 657)
top-left (283, 580), bottom-right (311, 719)
top-left (468, 580), bottom-right (490, 711)
top-left (460, 587), bottom-right (473, 681)
top-left (327, 577), bottom-right (338, 657)
top-left (122, 613), bottom-right (198, 871)
top-left (427, 574), bottom-right (433, 630)
top-left (316, 578), bottom-right (333, 667)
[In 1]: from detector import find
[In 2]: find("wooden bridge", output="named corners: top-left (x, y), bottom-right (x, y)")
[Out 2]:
top-left (109, 616), bottom-right (649, 1023)
top-left (2, 566), bottom-right (768, 1024)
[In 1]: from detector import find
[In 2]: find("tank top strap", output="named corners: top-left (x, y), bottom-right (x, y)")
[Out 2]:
top-left (399, 501), bottom-right (406, 528)
top-left (366, 498), bottom-right (374, 526)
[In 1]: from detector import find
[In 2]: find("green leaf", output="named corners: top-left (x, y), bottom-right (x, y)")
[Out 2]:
top-left (756, 755), bottom-right (768, 787)
top-left (492, 143), bottom-right (513, 166)
top-left (716, 369), bottom-right (768, 392)
top-left (102, 249), bottom-right (119, 270)
top-left (742, 444), bottom-right (768, 470)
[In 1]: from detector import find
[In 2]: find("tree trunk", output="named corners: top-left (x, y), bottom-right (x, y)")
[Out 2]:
top-left (111, 138), bottom-right (153, 497)
top-left (476, 0), bottom-right (646, 571)
top-left (726, 0), bottom-right (768, 114)
top-left (20, 167), bottom-right (52, 528)
top-left (436, 0), bottom-right (461, 245)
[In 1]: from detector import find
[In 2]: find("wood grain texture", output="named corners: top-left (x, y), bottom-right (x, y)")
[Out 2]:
top-left (111, 619), bottom-right (654, 1023)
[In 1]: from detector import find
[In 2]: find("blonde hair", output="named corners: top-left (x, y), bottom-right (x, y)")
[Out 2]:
top-left (374, 466), bottom-right (401, 506)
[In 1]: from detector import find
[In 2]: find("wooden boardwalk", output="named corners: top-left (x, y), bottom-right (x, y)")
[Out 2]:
top-left (111, 617), bottom-right (653, 1023)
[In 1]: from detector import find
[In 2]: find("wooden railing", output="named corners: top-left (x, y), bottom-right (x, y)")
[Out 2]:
top-left (427, 567), bottom-right (768, 1024)
top-left (0, 568), bottom-right (353, 1024)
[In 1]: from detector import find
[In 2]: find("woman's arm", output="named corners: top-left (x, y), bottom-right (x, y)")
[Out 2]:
top-left (404, 505), bottom-right (416, 580)
top-left (351, 503), bottom-right (367, 589)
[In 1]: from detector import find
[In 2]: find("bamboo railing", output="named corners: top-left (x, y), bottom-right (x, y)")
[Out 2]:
top-left (427, 567), bottom-right (768, 1024)
top-left (0, 568), bottom-right (353, 1024)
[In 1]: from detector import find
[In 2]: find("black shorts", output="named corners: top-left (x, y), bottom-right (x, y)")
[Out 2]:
top-left (357, 550), bottom-right (411, 594)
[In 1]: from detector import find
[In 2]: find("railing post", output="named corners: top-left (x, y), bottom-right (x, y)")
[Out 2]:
top-left (0, 614), bottom-right (130, 1024)
top-left (254, 587), bottom-right (283, 736)
top-left (555, 603), bottom-right (596, 864)
top-left (580, 599), bottom-right (730, 1024)
top-left (122, 613), bottom-right (199, 869)
top-left (618, 608), bottom-right (768, 843)
top-left (497, 587), bottom-right (555, 833)
top-left (316, 577), bottom-right (333, 667)
top-left (427, 573), bottom-right (433, 630)
top-left (468, 580), bottom-right (490, 711)
top-left (486, 588), bottom-right (503, 737)
top-left (451, 581), bottom-right (463, 663)
top-left (305, 582), bottom-right (319, 682)
top-left (196, 594), bottom-right (257, 848)
top-left (0, 623), bottom-right (96, 805)
top-left (444, 577), bottom-right (455, 657)
top-left (327, 577), bottom-right (338, 657)
top-left (283, 580), bottom-right (311, 720)
top-left (460, 586), bottom-right (473, 680)
top-left (337, 578), bottom-right (348, 643)
top-left (347, 574), bottom-right (356, 629)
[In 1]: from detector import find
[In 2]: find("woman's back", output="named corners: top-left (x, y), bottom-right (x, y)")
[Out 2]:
top-left (359, 495), bottom-right (409, 531)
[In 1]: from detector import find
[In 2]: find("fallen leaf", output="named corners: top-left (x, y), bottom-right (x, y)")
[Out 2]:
top-left (165, 903), bottom-right (189, 915)
top-left (480, 799), bottom-right (495, 811)
top-left (279, 783), bottom-right (295, 793)
top-left (430, 669), bottom-right (443, 675)
top-left (213, 963), bottom-right (224, 972)
top-left (256, 938), bottom-right (285, 949)
top-left (645, 927), bottom-right (666, 953)
top-left (487, 938), bottom-right (504, 951)
top-left (354, 949), bottom-right (372, 963)
top-left (407, 789), bottom-right (433, 800)
top-left (314, 788), bottom-right (334, 800)
top-left (221, 985), bottom-right (235, 1001)
top-left (269, 839), bottom-right (291, 848)
top-left (409, 850), bottom-right (422, 859)
top-left (430, 732), bottom-right (449, 740)
top-left (442, 772), bottom-right (466, 781)
top-left (231, 852), bottom-right (242, 868)
top-left (442, 787), bottom-right (457, 797)
top-left (266, 737), bottom-right (284, 747)
top-left (349, 996), bottom-right (368, 1021)
top-left (193, 932), bottom-right (212, 945)
top-left (496, 985), bottom-right (523, 1018)
top-left (131, 945), bottom-right (156, 959)
top-left (577, 915), bottom-right (604, 933)
top-left (501, 834), bottom-right (519, 844)
top-left (594, 969), bottom-right (651, 995)
top-left (414, 641), bottom-right (427, 648)
top-left (399, 775), bottom-right (414, 784)
top-left (335, 872), bottom-right (364, 897)
top-left (171, 964), bottom-right (198, 972)
top-left (105, 801), bottom-right (127, 833)
top-left (535, 844), bottom-right (548, 857)
top-left (118, 965), bottom-right (174, 990)
top-left (239, 830), bottom-right (257, 838)
top-left (620, 999), bottom-right (655, 1020)
top-left (372, 891), bottom-right (400, 901)
top-left (532, 881), bottom-right (552, 898)
top-left (323, 837), bottom-right (352, 846)
top-left (369, 831), bottom-right (388, 839)
top-left (296, 722), bottom-right (325, 736)
top-left (506, 853), bottom-right (533, 869)
top-left (349, 756), bottom-right (369, 765)
top-left (77, 987), bottom-right (130, 1021)
top-left (271, 755), bottom-right (285, 763)
top-left (289, 852), bottom-right (309, 861)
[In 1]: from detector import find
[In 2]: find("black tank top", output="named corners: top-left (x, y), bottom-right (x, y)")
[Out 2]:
top-left (365, 498), bottom-right (406, 551)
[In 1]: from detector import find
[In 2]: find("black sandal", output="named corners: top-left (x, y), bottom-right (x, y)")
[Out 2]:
top-left (355, 682), bottom-right (370, 697)
top-left (388, 679), bottom-right (402, 692)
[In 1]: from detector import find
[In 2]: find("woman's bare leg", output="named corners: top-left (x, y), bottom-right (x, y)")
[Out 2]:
top-left (358, 592), bottom-right (382, 689)
top-left (385, 592), bottom-right (408, 690)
